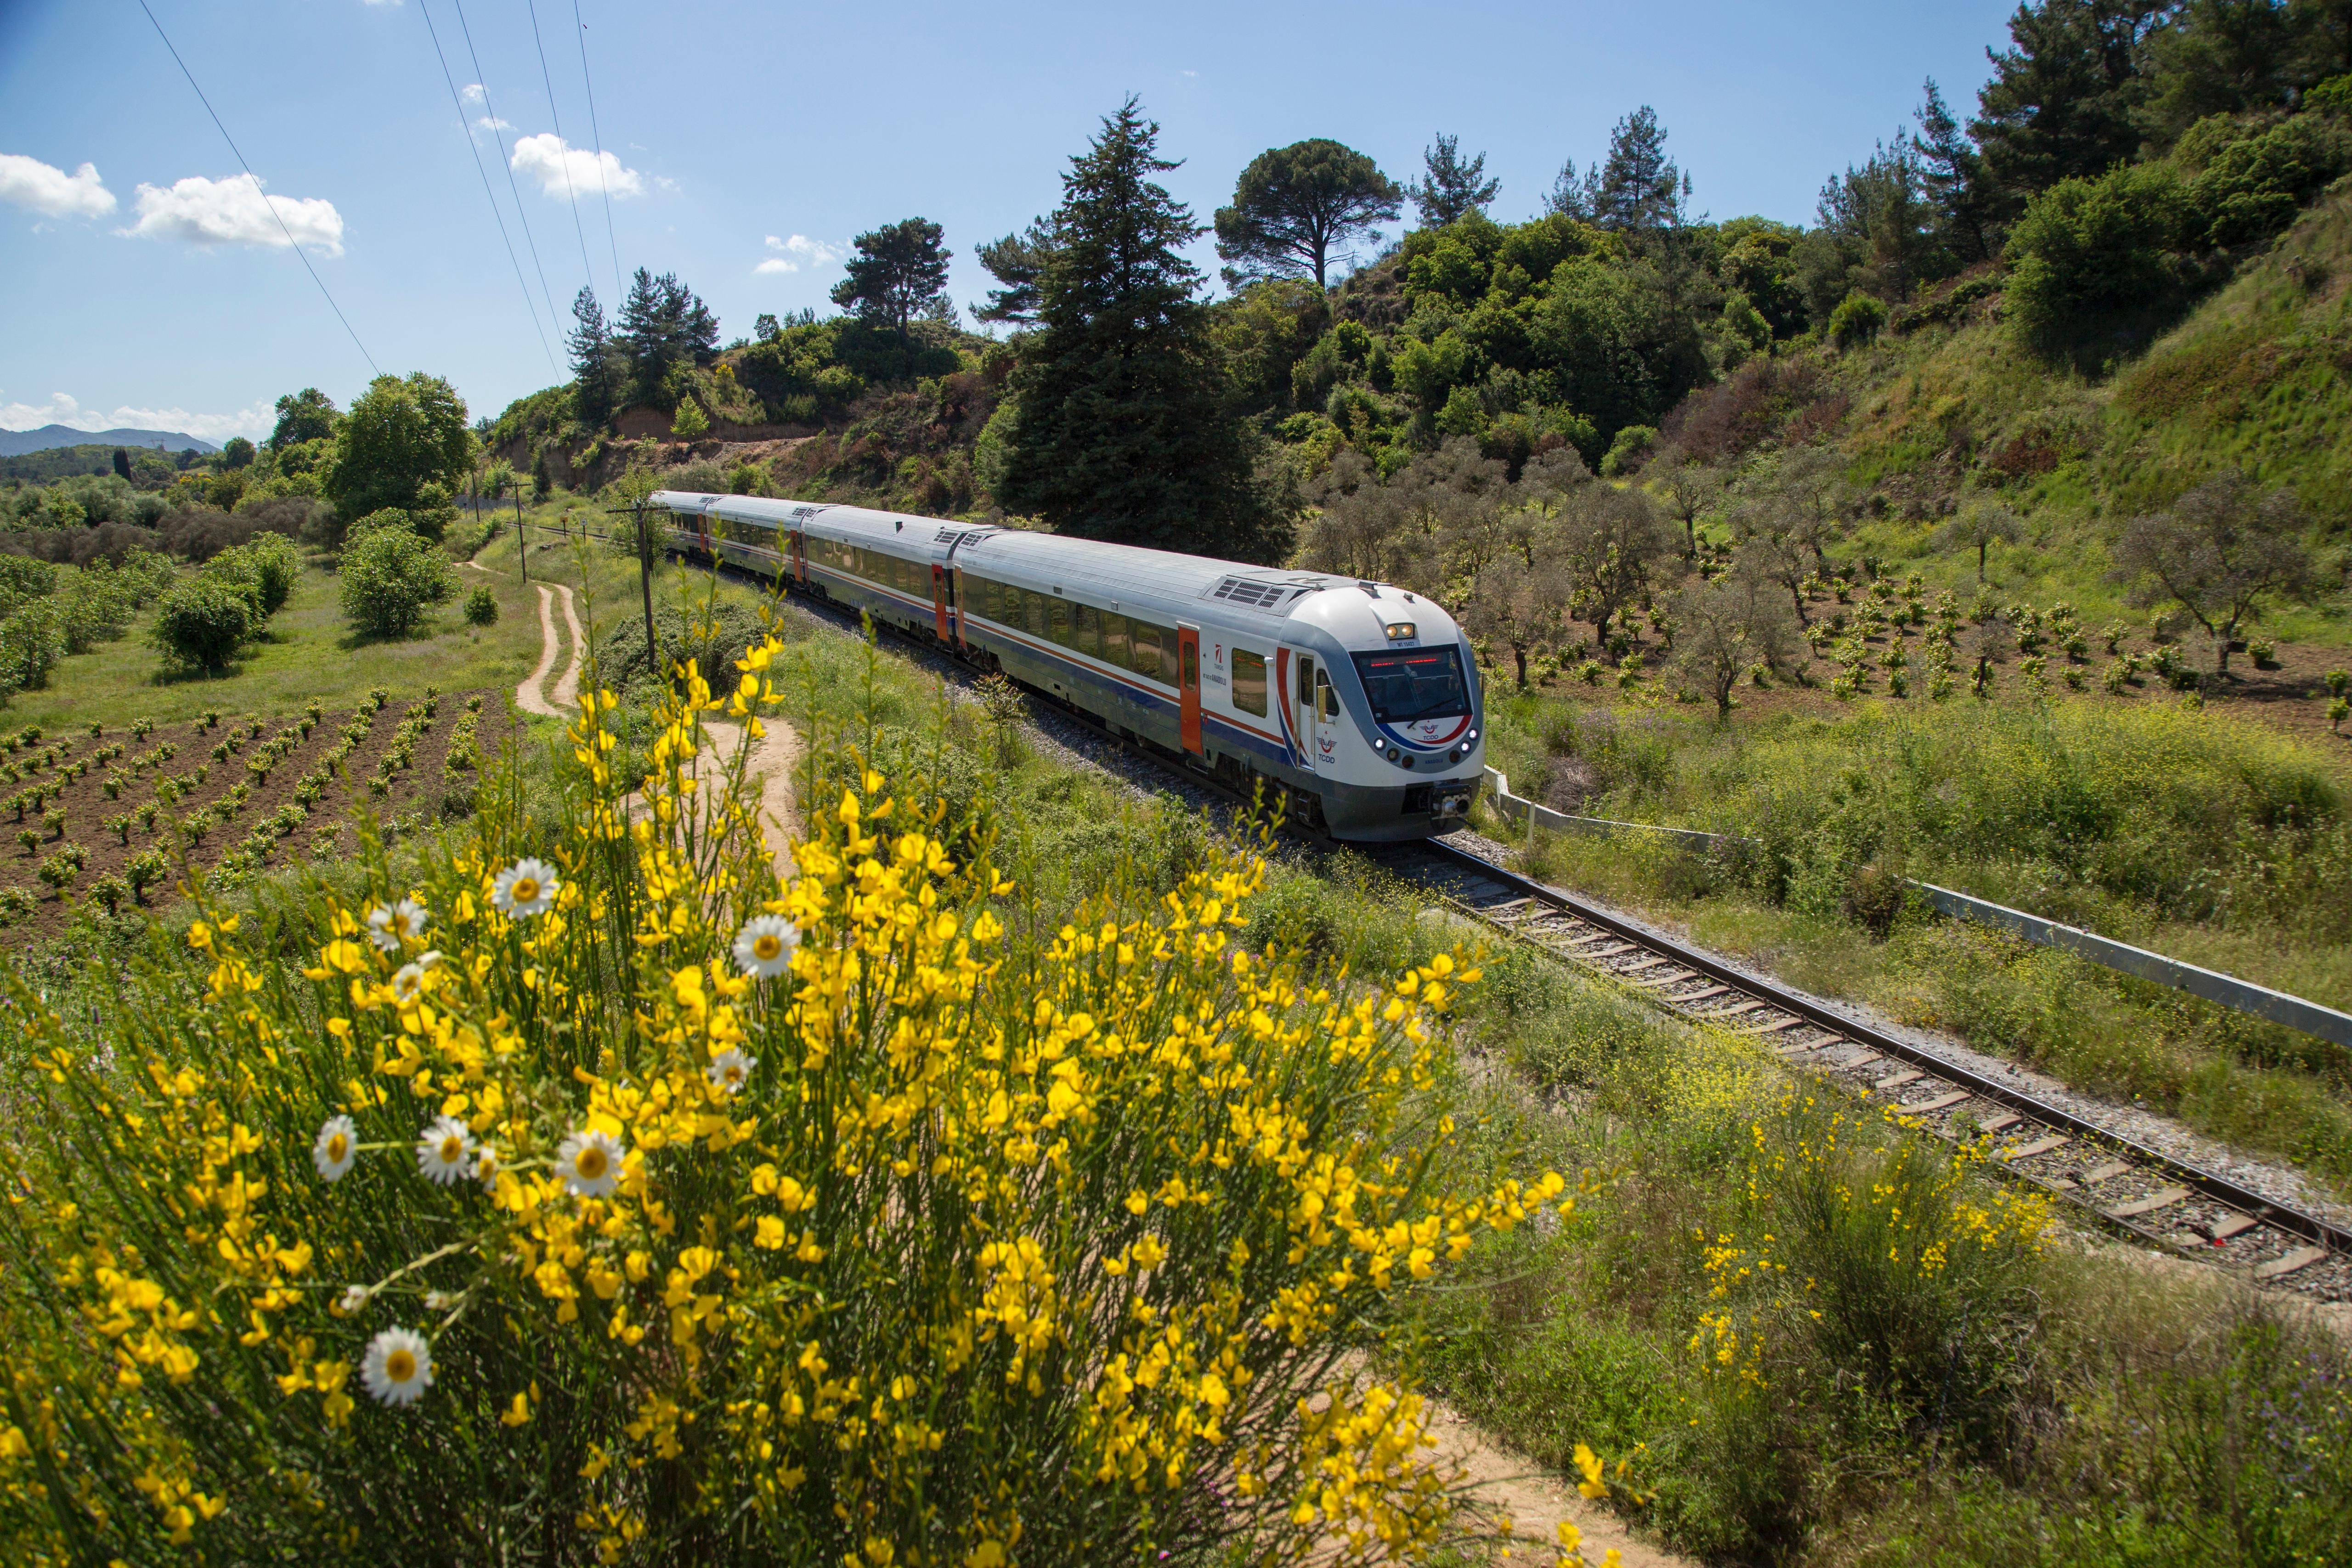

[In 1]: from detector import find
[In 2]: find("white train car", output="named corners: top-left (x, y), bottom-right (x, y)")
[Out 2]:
top-left (650, 491), bottom-right (1484, 841)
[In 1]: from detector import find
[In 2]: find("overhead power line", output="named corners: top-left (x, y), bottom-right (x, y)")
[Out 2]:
top-left (525, 0), bottom-right (597, 296)
top-left (448, 0), bottom-right (566, 343)
top-left (416, 0), bottom-right (559, 374)
top-left (133, 0), bottom-right (379, 378)
top-left (571, 0), bottom-right (625, 301)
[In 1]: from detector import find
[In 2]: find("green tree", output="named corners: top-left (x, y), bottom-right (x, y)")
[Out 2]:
top-left (672, 397), bottom-right (710, 439)
top-left (616, 268), bottom-right (720, 406)
top-left (148, 581), bottom-right (255, 673)
top-left (269, 387), bottom-right (338, 449)
top-left (1971, 0), bottom-right (2172, 214)
top-left (219, 437), bottom-right (255, 470)
top-left (1587, 106), bottom-right (1687, 232)
top-left (974, 220), bottom-right (1057, 325)
top-left (831, 218), bottom-right (952, 344)
top-left (568, 285), bottom-right (619, 429)
top-left (1407, 133), bottom-right (1499, 228)
top-left (2002, 162), bottom-right (2193, 355)
top-left (1000, 98), bottom-right (1289, 562)
top-left (339, 525), bottom-right (458, 638)
top-left (1213, 139), bottom-right (1402, 290)
top-left (324, 372), bottom-right (473, 530)
top-left (1914, 79), bottom-right (1997, 262)
top-left (1672, 565), bottom-right (1804, 717)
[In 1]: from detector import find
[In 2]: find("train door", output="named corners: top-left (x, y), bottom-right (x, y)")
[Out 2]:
top-left (1291, 651), bottom-right (1323, 773)
top-left (1312, 667), bottom-right (1340, 771)
top-left (790, 530), bottom-right (806, 586)
top-left (1177, 625), bottom-right (1203, 755)
top-left (931, 565), bottom-right (951, 642)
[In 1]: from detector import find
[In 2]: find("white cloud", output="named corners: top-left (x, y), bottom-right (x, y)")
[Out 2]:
top-left (0, 389), bottom-right (273, 441)
top-left (755, 233), bottom-right (841, 274)
top-left (509, 133), bottom-right (644, 199)
top-left (123, 173), bottom-right (345, 255)
top-left (362, 0), bottom-right (404, 8)
top-left (0, 154), bottom-right (116, 219)
top-left (460, 82), bottom-right (486, 105)
top-left (474, 116), bottom-right (514, 134)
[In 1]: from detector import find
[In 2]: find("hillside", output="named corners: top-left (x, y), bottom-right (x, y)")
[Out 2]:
top-left (0, 425), bottom-right (217, 457)
top-left (1661, 182), bottom-right (2352, 649)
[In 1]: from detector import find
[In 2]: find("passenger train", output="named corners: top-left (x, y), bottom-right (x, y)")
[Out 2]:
top-left (649, 491), bottom-right (1485, 841)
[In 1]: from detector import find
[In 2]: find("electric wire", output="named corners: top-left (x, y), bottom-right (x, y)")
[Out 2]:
top-left (525, 0), bottom-right (597, 298)
top-left (132, 0), bottom-right (379, 377)
top-left (570, 0), bottom-right (625, 301)
top-left (416, 0), bottom-right (559, 373)
top-left (447, 0), bottom-right (566, 343)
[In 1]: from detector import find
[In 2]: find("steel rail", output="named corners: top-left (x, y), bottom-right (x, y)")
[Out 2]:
top-left (1408, 837), bottom-right (2352, 1258)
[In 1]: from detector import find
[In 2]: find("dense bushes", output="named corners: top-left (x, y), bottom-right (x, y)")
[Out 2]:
top-left (148, 579), bottom-right (257, 672)
top-left (0, 660), bottom-right (1566, 1562)
top-left (338, 523), bottom-right (455, 637)
top-left (2007, 113), bottom-right (2352, 356)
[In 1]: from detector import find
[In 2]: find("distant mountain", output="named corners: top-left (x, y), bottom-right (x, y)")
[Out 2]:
top-left (0, 424), bottom-right (220, 457)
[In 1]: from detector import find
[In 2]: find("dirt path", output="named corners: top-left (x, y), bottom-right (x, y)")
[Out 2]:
top-left (549, 584), bottom-right (586, 710)
top-left (516, 586), bottom-right (566, 719)
top-left (1420, 1394), bottom-right (1688, 1567)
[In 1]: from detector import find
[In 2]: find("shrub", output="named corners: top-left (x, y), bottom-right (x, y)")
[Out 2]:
top-left (205, 532), bottom-right (302, 616)
top-left (2004, 163), bottom-right (2194, 355)
top-left (0, 654), bottom-right (1568, 1563)
top-left (1826, 290), bottom-right (1889, 349)
top-left (463, 584), bottom-right (498, 626)
top-left (339, 525), bottom-right (457, 637)
top-left (0, 600), bottom-right (68, 694)
top-left (149, 580), bottom-right (258, 672)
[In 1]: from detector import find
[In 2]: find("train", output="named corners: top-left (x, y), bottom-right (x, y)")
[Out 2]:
top-left (648, 491), bottom-right (1486, 842)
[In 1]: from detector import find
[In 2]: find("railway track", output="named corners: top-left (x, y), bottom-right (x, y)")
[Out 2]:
top-left (746, 563), bottom-right (2352, 1301)
top-left (1379, 837), bottom-right (2351, 1301)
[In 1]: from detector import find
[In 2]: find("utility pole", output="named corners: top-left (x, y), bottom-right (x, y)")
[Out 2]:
top-left (633, 496), bottom-right (658, 677)
top-left (513, 482), bottom-right (528, 583)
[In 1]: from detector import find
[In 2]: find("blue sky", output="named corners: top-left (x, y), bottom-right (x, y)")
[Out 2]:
top-left (1, 0), bottom-right (2019, 442)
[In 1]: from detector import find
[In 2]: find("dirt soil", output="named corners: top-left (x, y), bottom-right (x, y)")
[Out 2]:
top-left (0, 690), bottom-right (501, 947)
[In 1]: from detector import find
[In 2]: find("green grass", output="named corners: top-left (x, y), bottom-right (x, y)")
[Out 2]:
top-left (1478, 685), bottom-right (2352, 1191)
top-left (1798, 186), bottom-right (2352, 650)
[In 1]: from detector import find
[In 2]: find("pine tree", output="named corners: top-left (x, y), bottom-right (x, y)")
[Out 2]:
top-left (830, 218), bottom-right (952, 342)
top-left (1407, 133), bottom-right (1499, 228)
top-left (1000, 98), bottom-right (1289, 563)
top-left (568, 286), bottom-right (617, 429)
top-left (616, 268), bottom-right (720, 406)
top-left (1970, 0), bottom-right (2170, 215)
top-left (1589, 107), bottom-right (1685, 231)
top-left (1914, 79), bottom-right (1995, 263)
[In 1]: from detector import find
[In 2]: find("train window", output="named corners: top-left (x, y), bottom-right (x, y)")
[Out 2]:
top-left (1131, 624), bottom-right (1163, 682)
top-left (1101, 612), bottom-right (1131, 669)
top-left (1351, 646), bottom-right (1470, 723)
top-left (1027, 590), bottom-right (1049, 640)
top-left (1046, 597), bottom-right (1070, 646)
top-left (1073, 603), bottom-right (1099, 657)
top-left (1231, 649), bottom-right (1267, 716)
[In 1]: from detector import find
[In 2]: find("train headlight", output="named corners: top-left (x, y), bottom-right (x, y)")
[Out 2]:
top-left (1383, 622), bottom-right (1416, 640)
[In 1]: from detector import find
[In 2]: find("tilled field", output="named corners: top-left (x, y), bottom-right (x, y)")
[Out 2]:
top-left (0, 687), bottom-right (496, 946)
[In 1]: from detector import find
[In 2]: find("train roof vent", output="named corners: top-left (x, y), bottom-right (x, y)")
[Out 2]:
top-left (1209, 576), bottom-right (1289, 609)
top-left (935, 526), bottom-right (972, 545)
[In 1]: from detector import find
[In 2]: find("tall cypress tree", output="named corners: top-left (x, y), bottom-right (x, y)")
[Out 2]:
top-left (1000, 98), bottom-right (1288, 563)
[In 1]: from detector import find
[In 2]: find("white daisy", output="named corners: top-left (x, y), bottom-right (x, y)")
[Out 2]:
top-left (707, 1048), bottom-right (756, 1094)
top-left (415, 1116), bottom-right (476, 1186)
top-left (491, 859), bottom-right (560, 919)
top-left (731, 914), bottom-right (800, 979)
top-left (389, 962), bottom-right (430, 1005)
top-left (424, 1290), bottom-right (452, 1312)
top-left (338, 1284), bottom-right (371, 1315)
top-left (554, 1128), bottom-right (624, 1198)
top-left (312, 1115), bottom-right (359, 1182)
top-left (361, 1326), bottom-right (434, 1407)
top-left (474, 1145), bottom-right (501, 1186)
top-left (365, 898), bottom-right (430, 952)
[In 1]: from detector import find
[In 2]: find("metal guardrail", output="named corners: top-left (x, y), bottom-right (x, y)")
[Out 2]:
top-left (1480, 767), bottom-right (2352, 1050)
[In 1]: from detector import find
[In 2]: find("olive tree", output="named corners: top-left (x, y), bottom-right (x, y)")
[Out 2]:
top-left (2111, 470), bottom-right (2312, 675)
top-left (1671, 567), bottom-right (1803, 717)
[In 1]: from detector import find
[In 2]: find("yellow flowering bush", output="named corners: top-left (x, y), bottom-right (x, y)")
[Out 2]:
top-left (0, 643), bottom-right (1573, 1563)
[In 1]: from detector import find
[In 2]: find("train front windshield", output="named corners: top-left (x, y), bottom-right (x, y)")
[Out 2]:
top-left (1351, 646), bottom-right (1470, 723)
